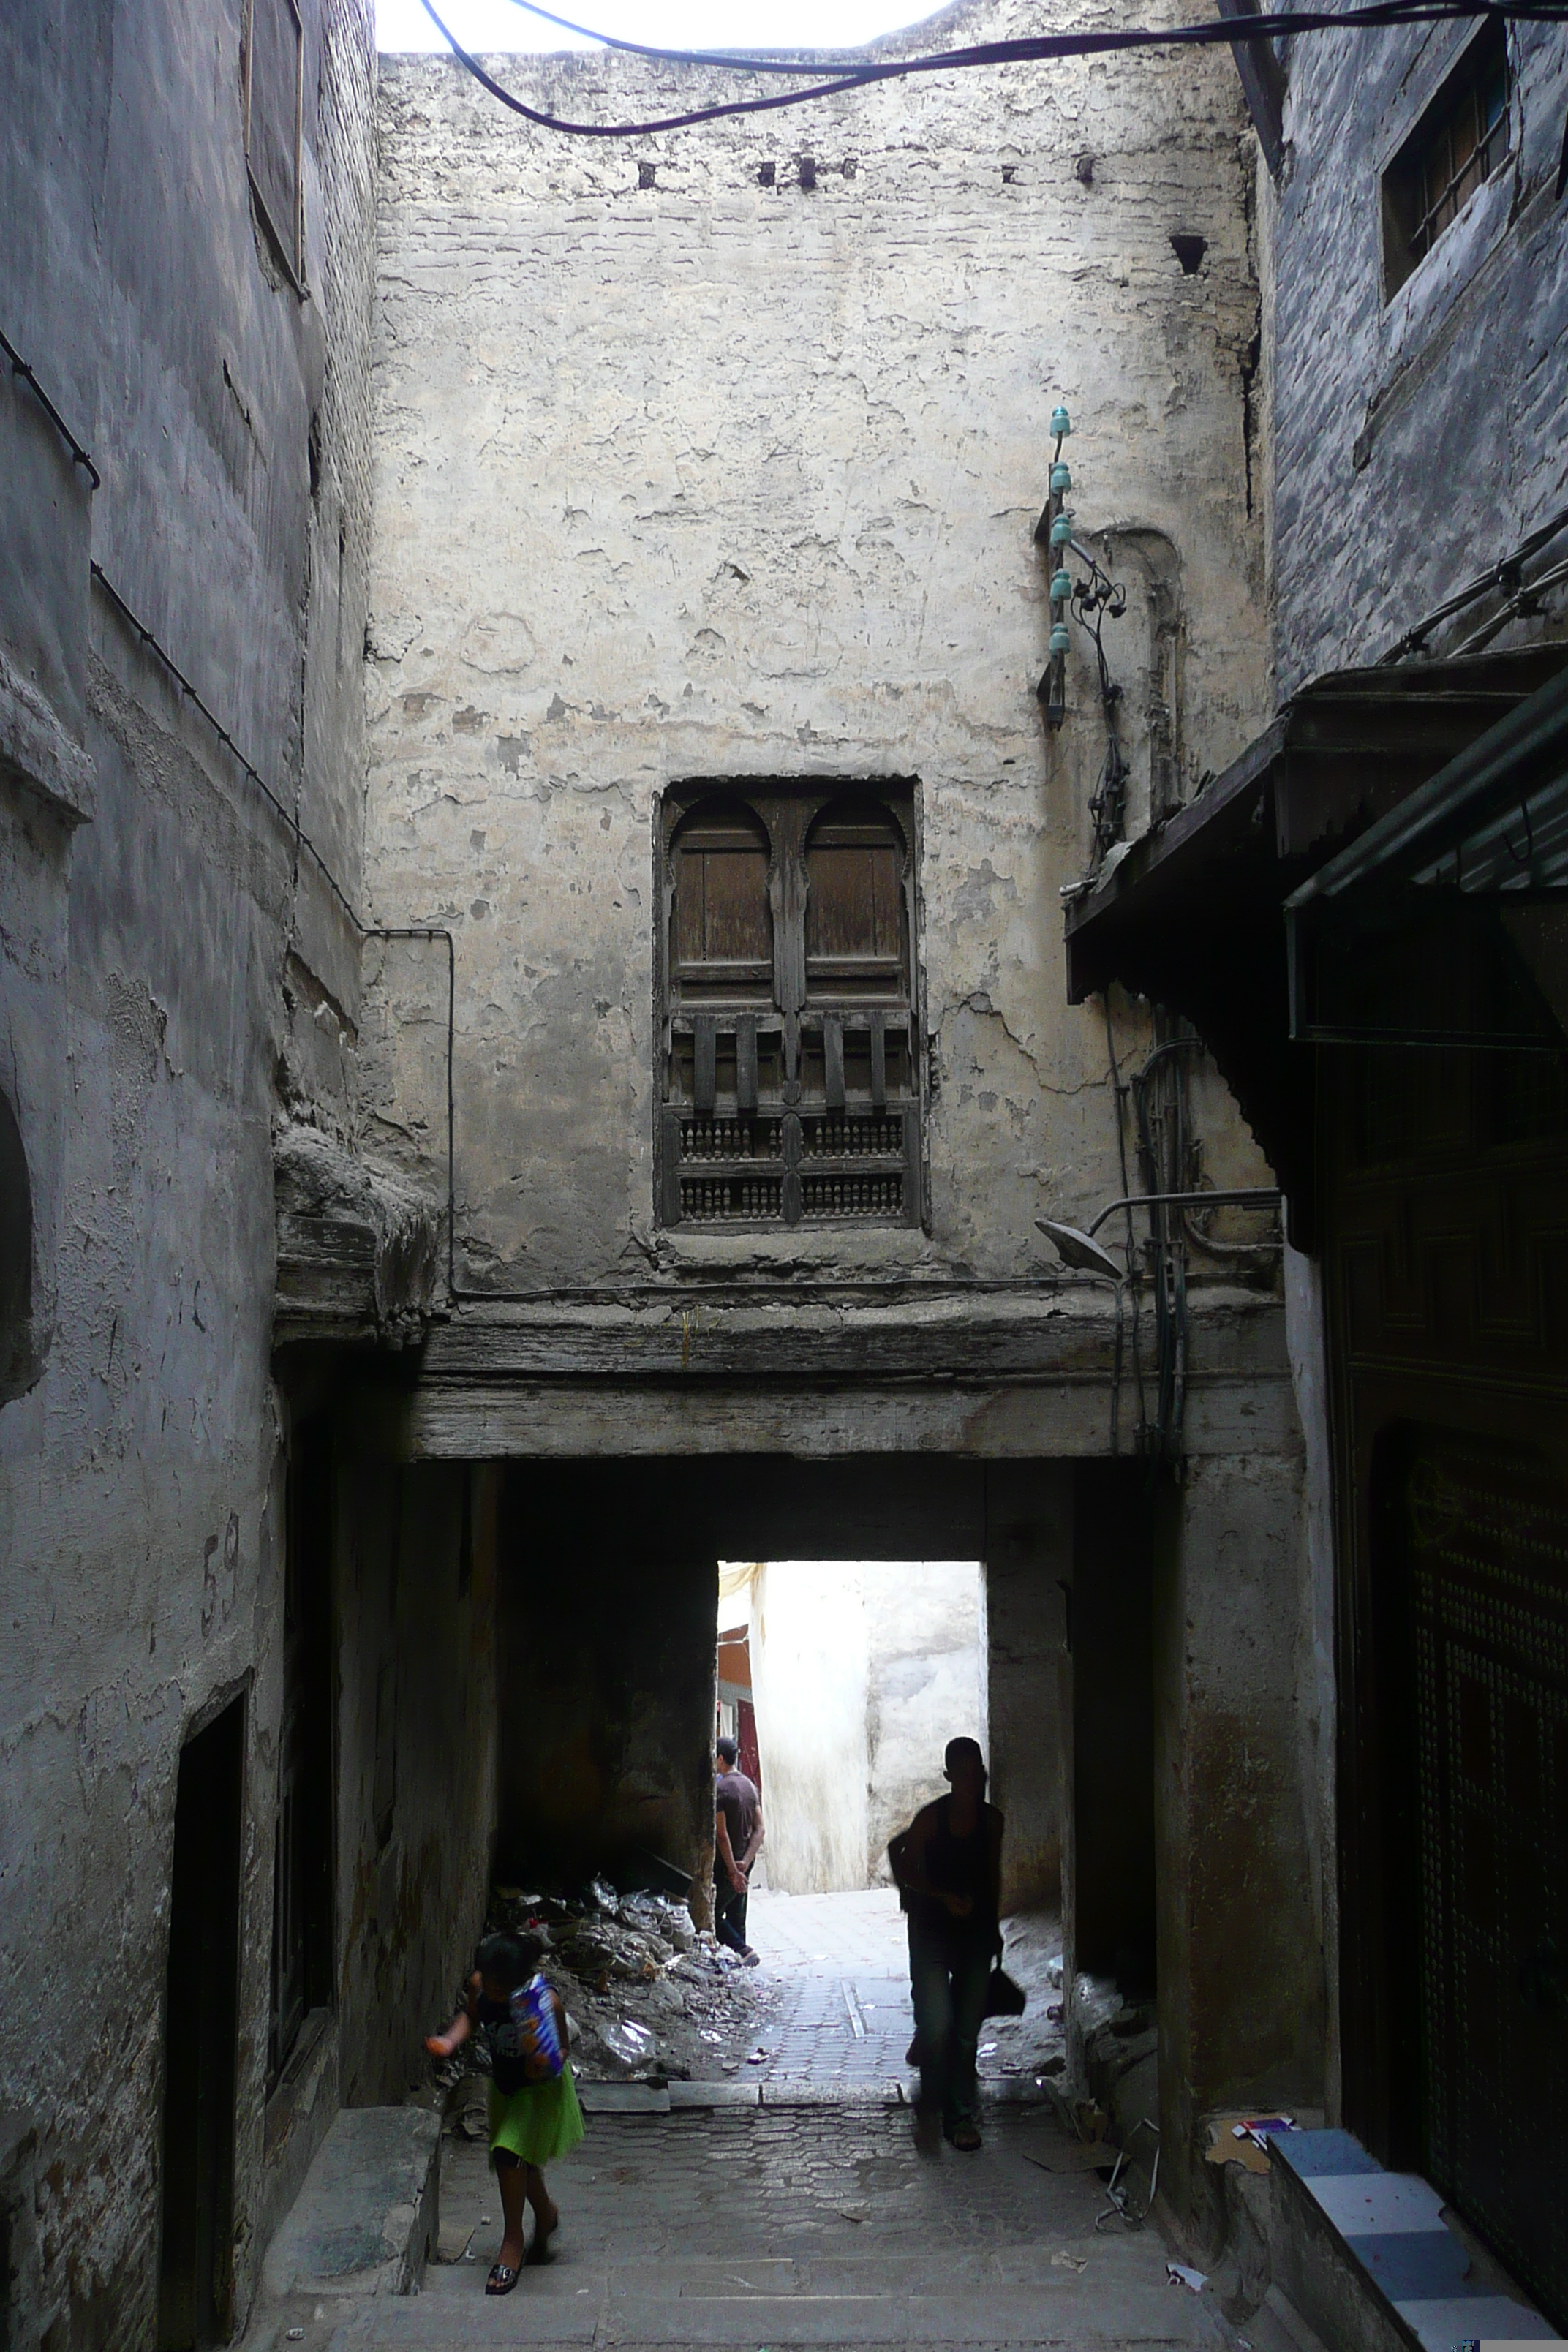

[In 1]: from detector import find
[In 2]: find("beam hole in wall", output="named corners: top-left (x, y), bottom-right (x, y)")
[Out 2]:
top-left (1169, 233), bottom-right (1207, 275)
top-left (638, 160), bottom-right (657, 191)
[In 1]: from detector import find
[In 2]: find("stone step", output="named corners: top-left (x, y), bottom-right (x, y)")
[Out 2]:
top-left (263, 2107), bottom-right (443, 2302)
top-left (1270, 2130), bottom-right (1562, 2349)
top-left (327, 2239), bottom-right (1215, 2349)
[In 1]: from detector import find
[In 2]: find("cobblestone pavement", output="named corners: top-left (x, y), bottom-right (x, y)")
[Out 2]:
top-left (251, 1891), bottom-right (1278, 2352)
top-left (287, 1895), bottom-right (1256, 2352)
top-left (325, 2106), bottom-right (1245, 2351)
top-left (734, 1889), bottom-right (1065, 2097)
top-left (739, 1890), bottom-right (913, 2093)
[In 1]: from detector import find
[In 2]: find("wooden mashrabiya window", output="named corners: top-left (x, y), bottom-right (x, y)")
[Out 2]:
top-left (657, 783), bottom-right (921, 1229)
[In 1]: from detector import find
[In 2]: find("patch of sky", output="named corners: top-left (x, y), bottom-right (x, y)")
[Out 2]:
top-left (377, 0), bottom-right (943, 54)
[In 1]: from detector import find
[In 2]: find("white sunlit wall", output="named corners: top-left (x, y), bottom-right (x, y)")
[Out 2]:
top-left (725, 1559), bottom-right (986, 1893)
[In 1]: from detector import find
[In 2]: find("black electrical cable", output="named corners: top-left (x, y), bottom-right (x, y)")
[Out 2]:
top-left (420, 0), bottom-right (874, 126)
top-left (418, 0), bottom-right (1568, 139)
top-left (1, 326), bottom-right (99, 488)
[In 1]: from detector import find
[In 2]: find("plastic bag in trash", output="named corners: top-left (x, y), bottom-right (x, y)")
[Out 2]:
top-left (603, 2018), bottom-right (655, 2066)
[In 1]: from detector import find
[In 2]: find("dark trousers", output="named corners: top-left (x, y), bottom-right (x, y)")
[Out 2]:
top-left (908, 1921), bottom-right (990, 2126)
top-left (714, 1875), bottom-right (749, 1952)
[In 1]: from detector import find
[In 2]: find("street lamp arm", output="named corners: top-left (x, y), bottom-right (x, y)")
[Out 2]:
top-left (1085, 1187), bottom-right (1281, 1237)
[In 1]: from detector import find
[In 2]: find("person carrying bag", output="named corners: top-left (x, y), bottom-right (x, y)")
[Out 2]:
top-left (889, 1737), bottom-right (1019, 2152)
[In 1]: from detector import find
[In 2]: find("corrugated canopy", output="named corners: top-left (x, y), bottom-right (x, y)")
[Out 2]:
top-left (1286, 663), bottom-right (1568, 1049)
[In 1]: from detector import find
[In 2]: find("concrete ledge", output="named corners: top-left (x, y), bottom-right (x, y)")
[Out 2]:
top-left (576, 2081), bottom-right (671, 2114)
top-left (1271, 2130), bottom-right (1561, 2351)
top-left (758, 2082), bottom-right (904, 2108)
top-left (667, 2080), bottom-right (761, 2108)
top-left (263, 2106), bottom-right (442, 2300)
top-left (0, 651), bottom-right (96, 824)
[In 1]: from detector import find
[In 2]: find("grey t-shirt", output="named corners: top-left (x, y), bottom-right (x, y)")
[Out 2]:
top-left (715, 1768), bottom-right (759, 1863)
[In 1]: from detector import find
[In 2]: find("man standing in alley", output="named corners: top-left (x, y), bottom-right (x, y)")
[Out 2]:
top-left (889, 1736), bottom-right (1003, 2152)
top-left (714, 1734), bottom-right (764, 1965)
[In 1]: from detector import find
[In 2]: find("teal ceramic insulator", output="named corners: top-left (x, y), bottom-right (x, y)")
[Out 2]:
top-left (1050, 462), bottom-right (1071, 494)
top-left (1049, 514), bottom-right (1074, 549)
top-left (1051, 405), bottom-right (1071, 437)
top-left (1050, 570), bottom-right (1073, 601)
top-left (1049, 625), bottom-right (1071, 655)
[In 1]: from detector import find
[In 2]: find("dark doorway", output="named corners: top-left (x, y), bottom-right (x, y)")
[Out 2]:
top-left (269, 1419), bottom-right (336, 2082)
top-left (157, 1695), bottom-right (244, 2351)
top-left (0, 1087), bottom-right (32, 1403)
top-left (1072, 1464), bottom-right (1157, 1997)
top-left (1373, 1428), bottom-right (1568, 2331)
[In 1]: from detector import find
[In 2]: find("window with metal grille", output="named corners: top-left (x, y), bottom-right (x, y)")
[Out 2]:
top-left (656, 783), bottom-right (922, 1230)
top-left (242, 0), bottom-right (304, 284)
top-left (1382, 22), bottom-right (1510, 296)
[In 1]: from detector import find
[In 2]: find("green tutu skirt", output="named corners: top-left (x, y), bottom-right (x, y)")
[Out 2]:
top-left (488, 2065), bottom-right (585, 2167)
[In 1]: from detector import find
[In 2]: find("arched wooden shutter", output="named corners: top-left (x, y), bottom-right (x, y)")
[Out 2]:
top-left (671, 799), bottom-right (772, 993)
top-left (804, 800), bottom-right (907, 995)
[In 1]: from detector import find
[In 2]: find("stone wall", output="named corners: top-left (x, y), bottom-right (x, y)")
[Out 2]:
top-left (1153, 1450), bottom-right (1325, 2232)
top-left (336, 1461), bottom-right (500, 2110)
top-left (864, 1560), bottom-right (987, 1880)
top-left (750, 1561), bottom-right (874, 1896)
top-left (984, 1463), bottom-right (1073, 1914)
top-left (0, 3), bottom-right (401, 2340)
top-left (742, 1558), bottom-right (984, 1894)
top-left (1270, 19), bottom-right (1568, 690)
top-left (365, 0), bottom-right (1275, 1297)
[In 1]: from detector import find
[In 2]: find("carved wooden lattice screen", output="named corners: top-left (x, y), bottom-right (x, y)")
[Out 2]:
top-left (657, 783), bottom-right (921, 1229)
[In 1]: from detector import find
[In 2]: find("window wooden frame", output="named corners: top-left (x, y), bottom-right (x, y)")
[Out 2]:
top-left (1382, 20), bottom-right (1511, 298)
top-left (655, 781), bottom-right (924, 1232)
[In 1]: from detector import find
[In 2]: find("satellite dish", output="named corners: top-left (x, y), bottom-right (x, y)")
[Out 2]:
top-left (1034, 1216), bottom-right (1123, 1284)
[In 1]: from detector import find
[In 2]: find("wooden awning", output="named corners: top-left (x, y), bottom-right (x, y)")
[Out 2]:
top-left (1062, 648), bottom-right (1568, 1232)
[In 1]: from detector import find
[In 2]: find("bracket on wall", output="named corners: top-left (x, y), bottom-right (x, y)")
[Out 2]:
top-left (1034, 406), bottom-right (1131, 864)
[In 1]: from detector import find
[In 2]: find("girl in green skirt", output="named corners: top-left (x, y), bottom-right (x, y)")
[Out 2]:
top-left (427, 1929), bottom-right (584, 2295)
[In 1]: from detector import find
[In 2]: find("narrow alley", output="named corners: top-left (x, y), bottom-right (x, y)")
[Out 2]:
top-left (4, 0), bottom-right (1567, 2346)
top-left (261, 1894), bottom-right (1252, 2352)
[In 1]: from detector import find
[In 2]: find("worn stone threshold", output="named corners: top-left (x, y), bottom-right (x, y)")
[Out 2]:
top-left (1273, 2129), bottom-right (1561, 2348)
top-left (577, 2078), bottom-right (1049, 2114)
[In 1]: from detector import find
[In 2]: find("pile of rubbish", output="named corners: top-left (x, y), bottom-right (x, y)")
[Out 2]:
top-left (433, 1877), bottom-right (768, 2109)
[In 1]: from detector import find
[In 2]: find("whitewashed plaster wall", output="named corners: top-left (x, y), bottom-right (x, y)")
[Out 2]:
top-left (746, 1557), bottom-right (984, 1893)
top-left (366, 1), bottom-right (1275, 1294)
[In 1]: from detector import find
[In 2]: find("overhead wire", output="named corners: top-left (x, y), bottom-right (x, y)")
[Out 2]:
top-left (476, 0), bottom-right (911, 69)
top-left (416, 0), bottom-right (1568, 139)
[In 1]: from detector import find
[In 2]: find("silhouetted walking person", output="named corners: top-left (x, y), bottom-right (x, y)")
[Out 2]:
top-left (889, 1736), bottom-right (1003, 2152)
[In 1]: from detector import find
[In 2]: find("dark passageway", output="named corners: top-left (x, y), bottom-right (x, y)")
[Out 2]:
top-left (158, 1697), bottom-right (244, 2352)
